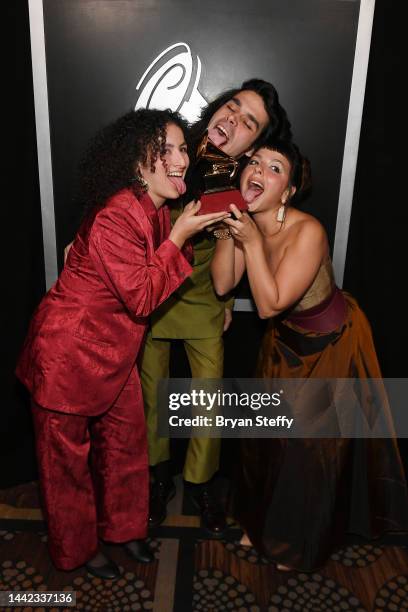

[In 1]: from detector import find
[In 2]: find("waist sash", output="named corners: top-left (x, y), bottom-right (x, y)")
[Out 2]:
top-left (285, 286), bottom-right (347, 333)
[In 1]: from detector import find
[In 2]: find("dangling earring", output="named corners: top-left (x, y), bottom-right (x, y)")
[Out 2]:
top-left (132, 173), bottom-right (149, 192)
top-left (277, 188), bottom-right (290, 223)
top-left (276, 204), bottom-right (286, 223)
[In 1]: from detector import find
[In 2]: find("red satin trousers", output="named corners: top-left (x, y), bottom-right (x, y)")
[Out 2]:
top-left (31, 368), bottom-right (149, 570)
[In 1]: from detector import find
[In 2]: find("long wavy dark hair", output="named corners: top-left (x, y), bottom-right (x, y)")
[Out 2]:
top-left (76, 108), bottom-right (189, 217)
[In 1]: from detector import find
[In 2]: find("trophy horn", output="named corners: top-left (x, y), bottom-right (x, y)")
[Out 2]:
top-left (196, 132), bottom-right (239, 180)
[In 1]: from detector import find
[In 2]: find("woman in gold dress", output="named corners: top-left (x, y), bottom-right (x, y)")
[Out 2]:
top-left (210, 140), bottom-right (408, 571)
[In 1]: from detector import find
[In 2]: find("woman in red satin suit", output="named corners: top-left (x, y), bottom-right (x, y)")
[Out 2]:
top-left (16, 109), bottom-right (229, 579)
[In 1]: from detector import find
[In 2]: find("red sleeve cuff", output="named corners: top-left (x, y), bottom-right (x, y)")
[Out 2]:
top-left (155, 238), bottom-right (193, 284)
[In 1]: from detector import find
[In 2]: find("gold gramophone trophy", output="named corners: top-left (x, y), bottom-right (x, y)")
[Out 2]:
top-left (193, 132), bottom-right (247, 214)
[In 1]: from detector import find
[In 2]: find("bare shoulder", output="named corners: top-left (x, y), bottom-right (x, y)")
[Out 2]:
top-left (284, 211), bottom-right (328, 262)
top-left (288, 210), bottom-right (327, 242)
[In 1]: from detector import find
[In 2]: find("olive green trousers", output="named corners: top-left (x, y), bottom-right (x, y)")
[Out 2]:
top-left (140, 330), bottom-right (223, 484)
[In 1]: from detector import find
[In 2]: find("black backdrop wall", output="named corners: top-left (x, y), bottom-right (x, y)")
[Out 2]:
top-left (3, 0), bottom-right (406, 488)
top-left (42, 0), bottom-right (358, 265)
top-left (3, 0), bottom-right (45, 487)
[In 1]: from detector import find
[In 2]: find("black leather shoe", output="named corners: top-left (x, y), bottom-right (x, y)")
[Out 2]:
top-left (148, 480), bottom-right (176, 528)
top-left (124, 539), bottom-right (155, 563)
top-left (85, 556), bottom-right (121, 581)
top-left (190, 488), bottom-right (227, 538)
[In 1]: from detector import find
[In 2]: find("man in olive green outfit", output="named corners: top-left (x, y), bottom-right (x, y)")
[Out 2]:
top-left (141, 79), bottom-right (292, 535)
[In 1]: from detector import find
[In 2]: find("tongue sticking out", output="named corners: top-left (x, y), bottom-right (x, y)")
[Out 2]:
top-left (168, 176), bottom-right (187, 195)
top-left (208, 127), bottom-right (228, 148)
top-left (243, 186), bottom-right (263, 203)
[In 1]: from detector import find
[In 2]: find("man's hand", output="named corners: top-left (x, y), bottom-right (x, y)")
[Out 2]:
top-left (64, 241), bottom-right (73, 264)
top-left (223, 307), bottom-right (233, 332)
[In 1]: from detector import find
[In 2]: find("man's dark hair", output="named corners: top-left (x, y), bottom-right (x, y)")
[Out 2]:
top-left (76, 108), bottom-right (189, 216)
top-left (188, 78), bottom-right (292, 160)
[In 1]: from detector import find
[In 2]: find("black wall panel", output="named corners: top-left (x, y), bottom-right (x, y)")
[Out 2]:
top-left (42, 0), bottom-right (359, 267)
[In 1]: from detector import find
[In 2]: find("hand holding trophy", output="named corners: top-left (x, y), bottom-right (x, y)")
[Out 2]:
top-left (193, 132), bottom-right (248, 215)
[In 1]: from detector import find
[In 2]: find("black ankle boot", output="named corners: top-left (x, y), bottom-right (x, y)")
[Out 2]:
top-left (148, 478), bottom-right (176, 528)
top-left (187, 482), bottom-right (227, 538)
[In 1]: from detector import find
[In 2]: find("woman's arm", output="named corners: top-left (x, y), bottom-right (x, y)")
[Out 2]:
top-left (168, 201), bottom-right (230, 249)
top-left (89, 206), bottom-right (193, 318)
top-left (225, 211), bottom-right (327, 318)
top-left (210, 231), bottom-right (246, 295)
top-left (89, 200), bottom-right (229, 318)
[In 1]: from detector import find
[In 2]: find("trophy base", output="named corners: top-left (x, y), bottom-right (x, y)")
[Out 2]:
top-left (198, 189), bottom-right (248, 215)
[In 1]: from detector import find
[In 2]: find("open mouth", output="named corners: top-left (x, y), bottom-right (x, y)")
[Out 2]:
top-left (243, 179), bottom-right (264, 204)
top-left (208, 124), bottom-right (230, 148)
top-left (167, 172), bottom-right (186, 195)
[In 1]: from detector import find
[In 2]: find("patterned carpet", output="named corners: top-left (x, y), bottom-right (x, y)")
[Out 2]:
top-left (0, 481), bottom-right (407, 612)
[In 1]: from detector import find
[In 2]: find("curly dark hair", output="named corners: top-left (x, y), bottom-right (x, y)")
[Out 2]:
top-left (76, 108), bottom-right (189, 215)
top-left (188, 78), bottom-right (292, 161)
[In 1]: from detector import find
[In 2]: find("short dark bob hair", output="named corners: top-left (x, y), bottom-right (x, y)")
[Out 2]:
top-left (255, 138), bottom-right (312, 205)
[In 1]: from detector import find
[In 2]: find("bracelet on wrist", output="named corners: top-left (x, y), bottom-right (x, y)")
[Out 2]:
top-left (213, 228), bottom-right (232, 240)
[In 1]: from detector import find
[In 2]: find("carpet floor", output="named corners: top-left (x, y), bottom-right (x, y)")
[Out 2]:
top-left (0, 481), bottom-right (407, 612)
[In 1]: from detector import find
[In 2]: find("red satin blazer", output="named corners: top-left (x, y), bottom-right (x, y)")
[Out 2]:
top-left (16, 189), bottom-right (192, 416)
